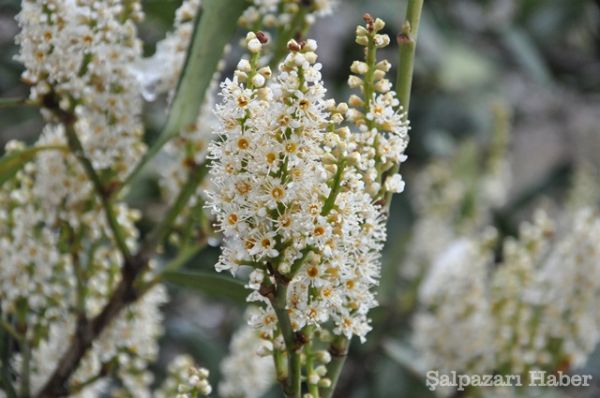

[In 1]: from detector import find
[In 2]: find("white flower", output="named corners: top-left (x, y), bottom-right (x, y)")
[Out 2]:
top-left (384, 173), bottom-right (405, 193)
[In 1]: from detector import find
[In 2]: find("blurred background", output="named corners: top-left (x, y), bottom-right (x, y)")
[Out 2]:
top-left (1, 0), bottom-right (600, 397)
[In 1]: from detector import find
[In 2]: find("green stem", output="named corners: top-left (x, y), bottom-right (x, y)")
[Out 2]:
top-left (63, 124), bottom-right (132, 262)
top-left (19, 343), bottom-right (30, 398)
top-left (273, 346), bottom-right (289, 386)
top-left (268, 281), bottom-right (301, 398)
top-left (305, 327), bottom-right (319, 398)
top-left (394, 0), bottom-right (423, 117)
top-left (0, 319), bottom-right (22, 343)
top-left (320, 336), bottom-right (350, 398)
top-left (141, 162), bottom-right (209, 253)
top-left (16, 307), bottom-right (30, 398)
top-left (321, 159), bottom-right (346, 217)
top-left (383, 0), bottom-right (424, 212)
top-left (363, 41), bottom-right (377, 130)
top-left (0, 97), bottom-right (37, 108)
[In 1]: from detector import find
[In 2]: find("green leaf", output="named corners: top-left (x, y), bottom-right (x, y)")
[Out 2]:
top-left (125, 0), bottom-right (248, 186)
top-left (162, 270), bottom-right (248, 304)
top-left (0, 146), bottom-right (63, 188)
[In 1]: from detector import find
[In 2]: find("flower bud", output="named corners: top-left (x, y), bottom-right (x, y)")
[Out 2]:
top-left (355, 35), bottom-right (369, 46)
top-left (355, 25), bottom-right (369, 37)
top-left (376, 60), bottom-right (392, 72)
top-left (258, 66), bottom-right (272, 78)
top-left (252, 73), bottom-right (266, 88)
top-left (348, 75), bottom-right (363, 88)
top-left (237, 59), bottom-right (252, 72)
top-left (374, 34), bottom-right (390, 48)
top-left (247, 38), bottom-right (262, 53)
top-left (374, 18), bottom-right (386, 32)
top-left (304, 39), bottom-right (318, 52)
top-left (348, 94), bottom-right (363, 107)
top-left (304, 51), bottom-right (318, 64)
top-left (350, 61), bottom-right (369, 75)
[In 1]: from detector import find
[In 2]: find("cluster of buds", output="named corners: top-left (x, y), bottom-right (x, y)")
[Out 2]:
top-left (157, 355), bottom-right (212, 398)
top-left (239, 0), bottom-right (338, 30)
top-left (346, 15), bottom-right (409, 198)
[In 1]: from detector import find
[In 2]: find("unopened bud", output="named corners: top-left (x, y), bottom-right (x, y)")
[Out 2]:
top-left (304, 51), bottom-right (318, 64)
top-left (348, 94), bottom-right (363, 107)
top-left (304, 39), bottom-right (318, 52)
top-left (287, 39), bottom-right (301, 52)
top-left (336, 102), bottom-right (348, 114)
top-left (258, 66), bottom-right (272, 78)
top-left (376, 60), bottom-right (392, 72)
top-left (251, 73), bottom-right (266, 88)
top-left (237, 59), bottom-right (252, 72)
top-left (256, 31), bottom-right (269, 44)
top-left (247, 38), bottom-right (262, 53)
top-left (348, 75), bottom-right (363, 88)
top-left (374, 34), bottom-right (390, 48)
top-left (374, 18), bottom-right (386, 32)
top-left (356, 25), bottom-right (369, 37)
top-left (350, 61), bottom-right (369, 75)
top-left (355, 35), bottom-right (369, 46)
top-left (318, 378), bottom-right (332, 388)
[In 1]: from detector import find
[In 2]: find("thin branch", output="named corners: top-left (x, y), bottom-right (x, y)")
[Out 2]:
top-left (62, 121), bottom-right (132, 262)
top-left (383, 0), bottom-right (424, 212)
top-left (0, 97), bottom-right (37, 108)
top-left (320, 336), bottom-right (349, 398)
top-left (0, 319), bottom-right (22, 343)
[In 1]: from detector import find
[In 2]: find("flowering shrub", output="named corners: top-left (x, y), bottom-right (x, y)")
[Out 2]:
top-left (2, 0), bottom-right (599, 397)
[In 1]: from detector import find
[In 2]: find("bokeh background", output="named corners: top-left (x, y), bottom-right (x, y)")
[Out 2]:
top-left (1, 0), bottom-right (600, 397)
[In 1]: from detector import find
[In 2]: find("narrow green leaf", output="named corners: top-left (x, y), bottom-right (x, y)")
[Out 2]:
top-left (0, 146), bottom-right (65, 188)
top-left (124, 0), bottom-right (247, 186)
top-left (162, 270), bottom-right (247, 304)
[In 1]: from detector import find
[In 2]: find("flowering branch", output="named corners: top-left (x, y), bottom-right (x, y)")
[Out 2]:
top-left (122, 0), bottom-right (247, 188)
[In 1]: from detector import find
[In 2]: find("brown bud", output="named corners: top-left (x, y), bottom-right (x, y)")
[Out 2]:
top-left (397, 33), bottom-right (412, 45)
top-left (258, 283), bottom-right (276, 299)
top-left (287, 39), bottom-right (301, 52)
top-left (256, 31), bottom-right (269, 44)
top-left (363, 13), bottom-right (375, 31)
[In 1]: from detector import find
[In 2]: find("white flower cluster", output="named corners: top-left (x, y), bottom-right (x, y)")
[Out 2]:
top-left (414, 207), bottom-right (600, 379)
top-left (413, 237), bottom-right (496, 375)
top-left (219, 311), bottom-right (276, 398)
top-left (15, 0), bottom-right (146, 176)
top-left (157, 355), bottom-right (212, 398)
top-left (494, 208), bottom-right (600, 372)
top-left (208, 19), bottom-right (408, 343)
top-left (1, 137), bottom-right (168, 395)
top-left (239, 0), bottom-right (337, 30)
top-left (3, 1), bottom-right (170, 395)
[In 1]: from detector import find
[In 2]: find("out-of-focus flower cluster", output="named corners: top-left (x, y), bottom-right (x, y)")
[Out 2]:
top-left (239, 0), bottom-right (337, 30)
top-left (219, 308), bottom-right (276, 398)
top-left (207, 16), bottom-right (408, 344)
top-left (156, 355), bottom-right (212, 398)
top-left (411, 129), bottom-right (600, 392)
top-left (1, 1), bottom-right (175, 395)
top-left (402, 106), bottom-right (511, 280)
